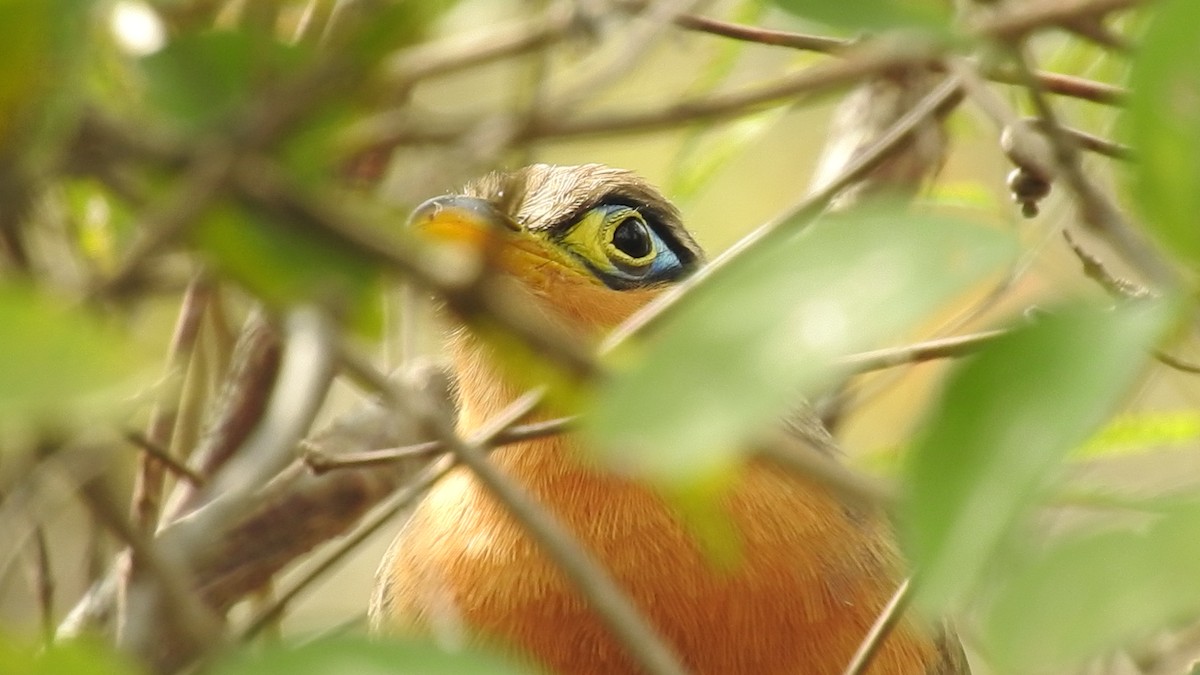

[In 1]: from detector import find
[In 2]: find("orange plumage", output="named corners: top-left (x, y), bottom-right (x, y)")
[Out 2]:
top-left (372, 164), bottom-right (964, 674)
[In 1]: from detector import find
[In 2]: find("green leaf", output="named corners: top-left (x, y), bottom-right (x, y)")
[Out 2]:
top-left (769, 0), bottom-right (949, 34)
top-left (1127, 0), bottom-right (1200, 267)
top-left (192, 201), bottom-right (384, 334)
top-left (141, 31), bottom-right (311, 132)
top-left (0, 0), bottom-right (89, 160)
top-left (983, 501), bottom-right (1200, 673)
top-left (210, 636), bottom-right (534, 675)
top-left (584, 207), bottom-right (1017, 483)
top-left (903, 301), bottom-right (1173, 613)
top-left (0, 284), bottom-right (146, 425)
top-left (1077, 409), bottom-right (1200, 458)
top-left (0, 635), bottom-right (142, 674)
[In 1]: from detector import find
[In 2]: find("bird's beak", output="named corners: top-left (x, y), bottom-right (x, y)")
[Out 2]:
top-left (408, 195), bottom-right (519, 254)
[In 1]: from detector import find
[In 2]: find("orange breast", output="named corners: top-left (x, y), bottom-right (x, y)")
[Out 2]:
top-left (376, 430), bottom-right (941, 674)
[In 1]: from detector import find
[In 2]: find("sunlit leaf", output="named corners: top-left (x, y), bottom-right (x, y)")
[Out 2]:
top-left (769, 0), bottom-right (949, 34)
top-left (983, 501), bottom-right (1200, 673)
top-left (1077, 410), bottom-right (1200, 458)
top-left (0, 284), bottom-right (147, 425)
top-left (192, 201), bottom-right (384, 335)
top-left (141, 30), bottom-right (311, 132)
top-left (211, 636), bottom-right (534, 675)
top-left (0, 634), bottom-right (141, 674)
top-left (904, 301), bottom-right (1173, 613)
top-left (585, 207), bottom-right (1017, 483)
top-left (1126, 0), bottom-right (1200, 266)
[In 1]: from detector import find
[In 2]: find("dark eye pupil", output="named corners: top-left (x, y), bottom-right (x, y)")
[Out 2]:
top-left (612, 218), bottom-right (652, 259)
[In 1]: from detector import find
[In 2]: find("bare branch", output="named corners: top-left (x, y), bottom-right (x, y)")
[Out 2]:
top-left (305, 416), bottom-right (573, 474)
top-left (131, 277), bottom-right (209, 533)
top-left (842, 578), bottom-right (913, 675)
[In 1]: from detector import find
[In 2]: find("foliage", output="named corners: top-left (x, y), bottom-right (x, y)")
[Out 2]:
top-left (1, 0), bottom-right (1198, 674)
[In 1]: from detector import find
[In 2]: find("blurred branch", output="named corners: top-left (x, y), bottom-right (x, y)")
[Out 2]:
top-left (343, 37), bottom-right (941, 151)
top-left (383, 6), bottom-right (575, 86)
top-left (59, 362), bottom-right (453, 670)
top-left (304, 416), bottom-right (573, 473)
top-left (841, 330), bottom-right (1009, 373)
top-left (27, 525), bottom-right (54, 643)
top-left (1063, 231), bottom-right (1155, 301)
top-left (161, 312), bottom-right (281, 524)
top-left (124, 432), bottom-right (206, 488)
top-left (618, 0), bottom-right (1127, 104)
top-left (432, 406), bottom-right (692, 675)
top-left (228, 155), bottom-right (600, 380)
top-left (842, 578), bottom-right (913, 675)
top-left (1008, 48), bottom-right (1176, 288)
top-left (971, 0), bottom-right (1147, 43)
top-left (77, 477), bottom-right (224, 663)
top-left (131, 277), bottom-right (209, 533)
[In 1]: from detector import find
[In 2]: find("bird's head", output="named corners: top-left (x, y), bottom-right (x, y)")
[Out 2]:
top-left (410, 163), bottom-right (704, 333)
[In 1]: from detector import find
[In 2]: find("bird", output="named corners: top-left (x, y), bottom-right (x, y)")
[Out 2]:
top-left (370, 163), bottom-right (967, 675)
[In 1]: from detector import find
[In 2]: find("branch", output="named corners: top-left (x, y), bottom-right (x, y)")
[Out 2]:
top-left (1008, 48), bottom-right (1177, 288)
top-left (304, 416), bottom-right (573, 474)
top-left (842, 578), bottom-right (913, 675)
top-left (342, 37), bottom-right (941, 150)
top-left (130, 277), bottom-right (209, 532)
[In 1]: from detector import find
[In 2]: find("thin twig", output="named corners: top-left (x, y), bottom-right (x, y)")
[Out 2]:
top-left (1009, 48), bottom-right (1177, 288)
top-left (125, 431), bottom-right (207, 487)
top-left (78, 478), bottom-right (224, 656)
top-left (755, 434), bottom-right (898, 511)
top-left (130, 277), bottom-right (210, 531)
top-left (240, 453), bottom-right (456, 640)
top-left (100, 149), bottom-right (234, 299)
top-left (28, 525), bottom-right (54, 643)
top-left (971, 0), bottom-right (1147, 43)
top-left (649, 3), bottom-right (1126, 105)
top-left (840, 330), bottom-right (1009, 373)
top-left (383, 4), bottom-right (575, 86)
top-left (241, 389), bottom-right (543, 640)
top-left (841, 578), bottom-right (913, 675)
top-left (343, 37), bottom-right (941, 150)
top-left (1062, 230), bottom-right (1155, 300)
top-left (305, 416), bottom-right (574, 473)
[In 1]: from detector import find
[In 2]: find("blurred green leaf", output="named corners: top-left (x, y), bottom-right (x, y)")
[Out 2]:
top-left (667, 0), bottom-right (780, 202)
top-left (769, 0), bottom-right (949, 34)
top-left (141, 30), bottom-right (311, 132)
top-left (192, 202), bottom-right (384, 334)
top-left (0, 0), bottom-right (89, 160)
top-left (585, 207), bottom-right (1016, 483)
top-left (904, 301), bottom-right (1173, 614)
top-left (1127, 0), bottom-right (1200, 266)
top-left (1077, 410), bottom-right (1200, 458)
top-left (669, 108), bottom-right (787, 203)
top-left (211, 635), bottom-right (533, 675)
top-left (0, 634), bottom-right (141, 674)
top-left (983, 501), bottom-right (1200, 673)
top-left (0, 284), bottom-right (146, 425)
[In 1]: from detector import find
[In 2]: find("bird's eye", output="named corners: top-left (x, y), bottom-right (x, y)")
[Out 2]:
top-left (610, 217), bottom-right (653, 260)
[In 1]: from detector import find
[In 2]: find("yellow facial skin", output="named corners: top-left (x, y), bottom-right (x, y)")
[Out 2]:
top-left (410, 195), bottom-right (663, 332)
